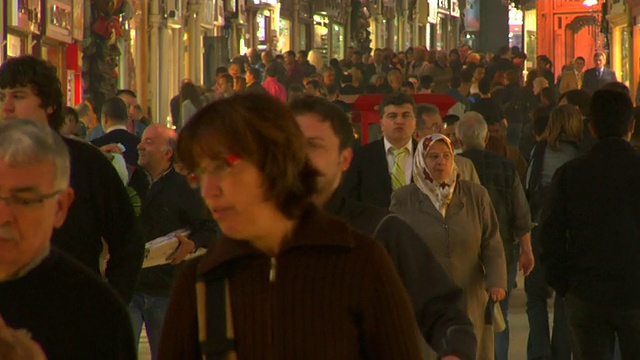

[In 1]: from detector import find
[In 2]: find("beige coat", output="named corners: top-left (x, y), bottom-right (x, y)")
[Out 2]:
top-left (390, 181), bottom-right (507, 360)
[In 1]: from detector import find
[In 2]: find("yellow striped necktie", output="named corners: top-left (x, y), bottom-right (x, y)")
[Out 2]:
top-left (391, 147), bottom-right (409, 190)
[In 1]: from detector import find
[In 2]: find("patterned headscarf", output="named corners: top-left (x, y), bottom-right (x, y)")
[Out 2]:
top-left (413, 134), bottom-right (459, 214)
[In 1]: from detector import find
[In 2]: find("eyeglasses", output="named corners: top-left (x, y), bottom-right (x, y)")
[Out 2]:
top-left (0, 190), bottom-right (63, 211)
top-left (186, 154), bottom-right (241, 188)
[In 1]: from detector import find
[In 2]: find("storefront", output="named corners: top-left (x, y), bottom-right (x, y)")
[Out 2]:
top-left (628, 0), bottom-right (640, 102)
top-left (6, 0), bottom-right (41, 58)
top-left (607, 0), bottom-right (632, 87)
top-left (436, 0), bottom-right (459, 50)
top-left (43, 0), bottom-right (74, 103)
top-left (66, 0), bottom-right (84, 106)
top-left (247, 0), bottom-right (278, 51)
top-left (427, 0), bottom-right (438, 49)
top-left (523, 4), bottom-right (537, 70)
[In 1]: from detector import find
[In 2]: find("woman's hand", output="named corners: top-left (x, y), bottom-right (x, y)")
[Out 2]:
top-left (488, 287), bottom-right (506, 302)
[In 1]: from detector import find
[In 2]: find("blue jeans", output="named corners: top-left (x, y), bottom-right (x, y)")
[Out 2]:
top-left (129, 292), bottom-right (171, 360)
top-left (565, 293), bottom-right (640, 360)
top-left (495, 258), bottom-right (518, 360)
top-left (525, 230), bottom-right (571, 360)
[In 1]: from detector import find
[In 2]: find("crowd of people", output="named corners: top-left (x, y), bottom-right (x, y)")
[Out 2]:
top-left (0, 40), bottom-right (639, 360)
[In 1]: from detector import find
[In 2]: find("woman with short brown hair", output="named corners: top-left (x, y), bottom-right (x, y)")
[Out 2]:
top-left (159, 92), bottom-right (423, 360)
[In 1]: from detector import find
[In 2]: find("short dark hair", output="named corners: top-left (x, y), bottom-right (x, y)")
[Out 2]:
top-left (64, 106), bottom-right (79, 124)
top-left (341, 73), bottom-right (353, 84)
top-left (443, 114), bottom-right (460, 126)
top-left (415, 104), bottom-right (440, 129)
top-left (116, 89), bottom-right (137, 99)
top-left (298, 50), bottom-right (308, 58)
top-left (590, 89), bottom-right (634, 139)
top-left (289, 95), bottom-right (354, 151)
top-left (285, 50), bottom-right (296, 58)
top-left (219, 73), bottom-right (234, 85)
top-left (265, 64), bottom-right (279, 78)
top-left (275, 54), bottom-right (285, 62)
top-left (215, 66), bottom-right (229, 76)
top-left (540, 87), bottom-right (558, 107)
top-left (101, 97), bottom-right (128, 122)
top-left (532, 115), bottom-right (550, 137)
top-left (379, 93), bottom-right (416, 118)
top-left (601, 81), bottom-right (630, 97)
top-left (305, 80), bottom-right (321, 91)
top-left (247, 67), bottom-right (261, 80)
top-left (575, 56), bottom-right (586, 63)
top-left (559, 89), bottom-right (591, 117)
top-left (177, 92), bottom-right (319, 219)
top-left (497, 46), bottom-right (511, 56)
top-left (478, 77), bottom-right (492, 95)
top-left (419, 75), bottom-right (434, 90)
top-left (0, 56), bottom-right (64, 130)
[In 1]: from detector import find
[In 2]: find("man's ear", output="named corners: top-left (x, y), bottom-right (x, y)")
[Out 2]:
top-left (53, 188), bottom-right (75, 228)
top-left (339, 147), bottom-right (354, 173)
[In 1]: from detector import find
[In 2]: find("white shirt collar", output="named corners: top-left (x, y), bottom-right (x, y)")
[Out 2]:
top-left (106, 125), bottom-right (128, 133)
top-left (383, 137), bottom-right (413, 155)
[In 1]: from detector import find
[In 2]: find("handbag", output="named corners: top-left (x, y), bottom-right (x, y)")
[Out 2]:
top-left (196, 274), bottom-right (237, 360)
top-left (484, 297), bottom-right (506, 333)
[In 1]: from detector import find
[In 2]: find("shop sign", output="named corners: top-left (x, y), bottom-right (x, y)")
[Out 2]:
top-left (428, 0), bottom-right (438, 23)
top-left (252, 0), bottom-right (277, 5)
top-left (438, 0), bottom-right (449, 10)
top-left (450, 0), bottom-right (460, 17)
top-left (73, 0), bottom-right (84, 40)
top-left (7, 34), bottom-right (23, 58)
top-left (46, 0), bottom-right (73, 43)
top-left (202, 0), bottom-right (216, 28)
top-left (9, 0), bottom-right (42, 34)
top-left (463, 0), bottom-right (479, 32)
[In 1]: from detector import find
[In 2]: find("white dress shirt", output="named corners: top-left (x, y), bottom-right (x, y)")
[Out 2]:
top-left (384, 138), bottom-right (414, 186)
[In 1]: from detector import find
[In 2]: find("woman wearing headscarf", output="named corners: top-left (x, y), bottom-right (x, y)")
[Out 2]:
top-left (390, 133), bottom-right (507, 360)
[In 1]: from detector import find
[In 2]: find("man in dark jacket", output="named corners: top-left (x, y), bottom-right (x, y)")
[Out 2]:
top-left (456, 111), bottom-right (534, 360)
top-left (291, 95), bottom-right (476, 360)
top-left (0, 55), bottom-right (144, 303)
top-left (485, 46), bottom-right (516, 84)
top-left (132, 124), bottom-right (218, 358)
top-left (540, 89), bottom-right (640, 358)
top-left (581, 52), bottom-right (618, 95)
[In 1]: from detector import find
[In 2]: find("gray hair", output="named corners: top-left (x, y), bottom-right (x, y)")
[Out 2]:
top-left (415, 104), bottom-right (440, 130)
top-left (457, 111), bottom-right (488, 150)
top-left (0, 120), bottom-right (70, 189)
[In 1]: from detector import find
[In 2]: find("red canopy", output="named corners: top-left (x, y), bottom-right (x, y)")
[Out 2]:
top-left (343, 94), bottom-right (457, 144)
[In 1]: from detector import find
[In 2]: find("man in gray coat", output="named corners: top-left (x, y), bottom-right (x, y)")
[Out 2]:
top-left (456, 111), bottom-right (534, 360)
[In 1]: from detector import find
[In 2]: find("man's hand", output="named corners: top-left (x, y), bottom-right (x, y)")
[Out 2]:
top-left (100, 143), bottom-right (124, 154)
top-left (489, 287), bottom-right (506, 302)
top-left (519, 248), bottom-right (535, 276)
top-left (0, 315), bottom-right (47, 360)
top-left (166, 234), bottom-right (196, 265)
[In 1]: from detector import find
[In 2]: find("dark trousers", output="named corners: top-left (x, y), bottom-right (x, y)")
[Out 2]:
top-left (565, 292), bottom-right (640, 360)
top-left (525, 228), bottom-right (571, 360)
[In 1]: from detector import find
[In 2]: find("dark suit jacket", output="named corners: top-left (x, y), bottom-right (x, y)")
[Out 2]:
top-left (364, 63), bottom-right (393, 82)
top-left (341, 138), bottom-right (416, 209)
top-left (91, 128), bottom-right (141, 166)
top-left (245, 81), bottom-right (268, 95)
top-left (581, 67), bottom-right (617, 94)
top-left (540, 138), bottom-right (640, 307)
top-left (91, 128), bottom-right (149, 200)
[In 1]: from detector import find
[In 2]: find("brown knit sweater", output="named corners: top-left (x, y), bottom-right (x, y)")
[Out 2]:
top-left (159, 207), bottom-right (423, 359)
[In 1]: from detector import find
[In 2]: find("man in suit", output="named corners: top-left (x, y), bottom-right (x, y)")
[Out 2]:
top-left (581, 52), bottom-right (617, 94)
top-left (245, 67), bottom-right (267, 95)
top-left (540, 89), bottom-right (640, 358)
top-left (364, 48), bottom-right (393, 83)
top-left (91, 96), bottom-right (149, 199)
top-left (91, 97), bottom-right (141, 166)
top-left (341, 93), bottom-right (416, 208)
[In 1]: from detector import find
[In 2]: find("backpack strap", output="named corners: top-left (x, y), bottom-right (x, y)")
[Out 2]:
top-left (196, 273), bottom-right (237, 360)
